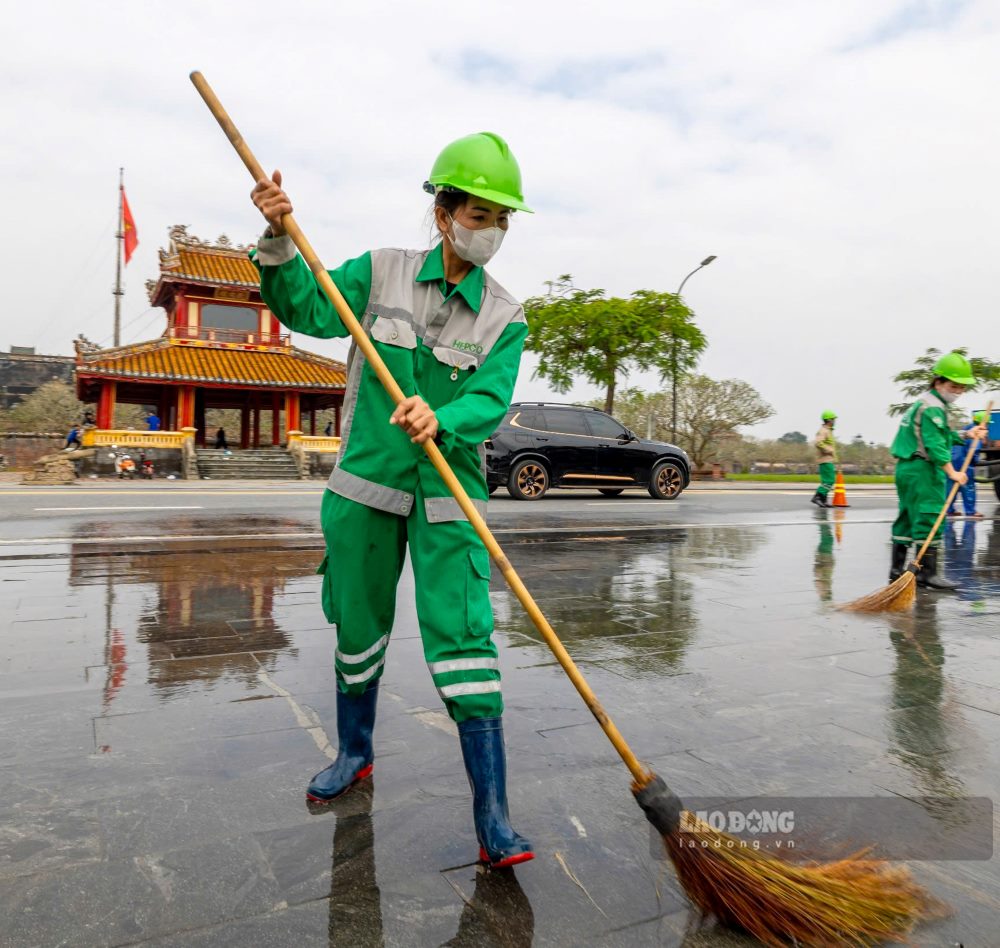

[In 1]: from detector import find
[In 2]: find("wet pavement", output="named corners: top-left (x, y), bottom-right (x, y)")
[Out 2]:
top-left (2, 490), bottom-right (1000, 946)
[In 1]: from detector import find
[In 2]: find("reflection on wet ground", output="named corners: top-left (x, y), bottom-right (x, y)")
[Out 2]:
top-left (2, 513), bottom-right (1000, 945)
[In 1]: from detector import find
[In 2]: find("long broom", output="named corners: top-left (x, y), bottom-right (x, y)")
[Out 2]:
top-left (191, 71), bottom-right (938, 944)
top-left (841, 401), bottom-right (992, 614)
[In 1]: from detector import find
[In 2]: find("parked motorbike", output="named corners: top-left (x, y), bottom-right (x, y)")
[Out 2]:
top-left (109, 450), bottom-right (136, 479)
top-left (139, 452), bottom-right (154, 479)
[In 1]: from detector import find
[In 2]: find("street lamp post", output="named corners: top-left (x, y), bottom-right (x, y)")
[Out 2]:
top-left (671, 255), bottom-right (716, 442)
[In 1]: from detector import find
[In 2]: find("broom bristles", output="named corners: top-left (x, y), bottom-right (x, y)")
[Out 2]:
top-left (664, 812), bottom-right (942, 946)
top-left (838, 569), bottom-right (916, 613)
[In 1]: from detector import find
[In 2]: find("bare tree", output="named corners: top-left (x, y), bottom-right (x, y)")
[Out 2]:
top-left (2, 381), bottom-right (87, 433)
top-left (675, 375), bottom-right (774, 469)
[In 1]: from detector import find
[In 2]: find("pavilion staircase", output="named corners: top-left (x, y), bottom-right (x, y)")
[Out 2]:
top-left (194, 447), bottom-right (303, 480)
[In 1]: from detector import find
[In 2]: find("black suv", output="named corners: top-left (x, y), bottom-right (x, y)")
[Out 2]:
top-left (485, 403), bottom-right (691, 501)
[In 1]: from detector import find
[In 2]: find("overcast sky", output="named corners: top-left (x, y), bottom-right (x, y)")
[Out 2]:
top-left (4, 1), bottom-right (997, 442)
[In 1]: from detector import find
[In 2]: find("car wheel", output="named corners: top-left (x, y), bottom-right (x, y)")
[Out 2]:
top-left (648, 460), bottom-right (684, 500)
top-left (508, 459), bottom-right (549, 500)
top-left (598, 488), bottom-right (625, 497)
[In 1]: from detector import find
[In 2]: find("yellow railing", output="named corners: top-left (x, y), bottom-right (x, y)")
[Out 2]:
top-left (287, 432), bottom-right (341, 453)
top-left (81, 429), bottom-right (192, 449)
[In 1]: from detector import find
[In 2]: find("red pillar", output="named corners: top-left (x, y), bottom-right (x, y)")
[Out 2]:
top-left (96, 381), bottom-right (117, 429)
top-left (177, 385), bottom-right (196, 429)
top-left (271, 392), bottom-right (281, 446)
top-left (284, 391), bottom-right (301, 434)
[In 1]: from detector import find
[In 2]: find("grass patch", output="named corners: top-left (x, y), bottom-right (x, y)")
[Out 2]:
top-left (725, 473), bottom-right (895, 484)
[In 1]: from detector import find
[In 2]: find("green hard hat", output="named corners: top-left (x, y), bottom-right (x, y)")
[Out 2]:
top-left (821, 410), bottom-right (837, 421)
top-left (973, 410), bottom-right (988, 424)
top-left (423, 132), bottom-right (533, 213)
top-left (932, 351), bottom-right (976, 385)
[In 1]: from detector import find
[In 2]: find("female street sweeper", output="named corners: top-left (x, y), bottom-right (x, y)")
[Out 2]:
top-left (888, 352), bottom-right (988, 590)
top-left (249, 133), bottom-right (534, 869)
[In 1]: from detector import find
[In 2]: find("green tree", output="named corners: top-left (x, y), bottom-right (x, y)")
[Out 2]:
top-left (890, 347), bottom-right (1000, 417)
top-left (778, 431), bottom-right (807, 444)
top-left (674, 375), bottom-right (774, 468)
top-left (523, 276), bottom-right (706, 415)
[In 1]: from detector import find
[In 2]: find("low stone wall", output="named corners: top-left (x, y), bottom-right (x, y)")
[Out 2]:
top-left (0, 433), bottom-right (65, 470)
top-left (74, 446), bottom-right (185, 480)
top-left (308, 452), bottom-right (339, 480)
top-left (21, 450), bottom-right (84, 485)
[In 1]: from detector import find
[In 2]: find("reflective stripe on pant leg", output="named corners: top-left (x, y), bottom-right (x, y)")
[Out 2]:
top-left (410, 483), bottom-right (502, 724)
top-left (320, 489), bottom-right (406, 695)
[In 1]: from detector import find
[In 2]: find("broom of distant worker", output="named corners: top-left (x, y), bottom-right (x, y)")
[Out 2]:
top-left (190, 70), bottom-right (937, 944)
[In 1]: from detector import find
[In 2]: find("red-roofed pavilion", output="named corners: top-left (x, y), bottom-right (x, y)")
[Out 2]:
top-left (75, 226), bottom-right (346, 449)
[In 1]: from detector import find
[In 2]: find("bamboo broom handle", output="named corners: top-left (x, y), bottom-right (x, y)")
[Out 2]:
top-left (913, 399), bottom-right (993, 567)
top-left (190, 71), bottom-right (654, 788)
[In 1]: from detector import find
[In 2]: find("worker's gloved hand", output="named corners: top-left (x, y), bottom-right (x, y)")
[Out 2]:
top-left (948, 470), bottom-right (969, 486)
top-left (967, 424), bottom-right (989, 441)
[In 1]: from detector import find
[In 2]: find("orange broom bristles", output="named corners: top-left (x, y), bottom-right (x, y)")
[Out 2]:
top-left (663, 812), bottom-right (942, 946)
top-left (839, 569), bottom-right (917, 614)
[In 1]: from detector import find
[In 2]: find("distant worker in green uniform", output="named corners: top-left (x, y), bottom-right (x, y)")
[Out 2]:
top-left (811, 410), bottom-right (837, 508)
top-left (249, 133), bottom-right (534, 868)
top-left (888, 352), bottom-right (988, 590)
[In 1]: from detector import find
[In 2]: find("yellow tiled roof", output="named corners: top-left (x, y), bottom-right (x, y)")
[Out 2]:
top-left (77, 340), bottom-right (345, 390)
top-left (167, 247), bottom-right (260, 287)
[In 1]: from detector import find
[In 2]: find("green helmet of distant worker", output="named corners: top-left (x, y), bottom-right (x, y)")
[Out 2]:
top-left (821, 410), bottom-right (837, 422)
top-left (423, 132), bottom-right (533, 212)
top-left (932, 351), bottom-right (976, 385)
top-left (973, 410), bottom-right (988, 424)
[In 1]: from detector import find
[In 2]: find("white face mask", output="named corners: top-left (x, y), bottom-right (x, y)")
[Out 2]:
top-left (448, 216), bottom-right (505, 267)
top-left (938, 389), bottom-right (960, 404)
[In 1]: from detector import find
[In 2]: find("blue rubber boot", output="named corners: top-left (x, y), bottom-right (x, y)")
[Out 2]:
top-left (306, 681), bottom-right (378, 803)
top-left (458, 716), bottom-right (534, 869)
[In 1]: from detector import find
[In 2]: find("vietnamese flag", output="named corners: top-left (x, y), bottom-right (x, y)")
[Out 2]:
top-left (122, 188), bottom-right (139, 264)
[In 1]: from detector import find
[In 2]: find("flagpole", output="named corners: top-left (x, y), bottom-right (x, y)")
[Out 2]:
top-left (113, 167), bottom-right (124, 347)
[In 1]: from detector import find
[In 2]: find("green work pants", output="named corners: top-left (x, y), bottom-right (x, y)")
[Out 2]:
top-left (318, 488), bottom-right (501, 723)
top-left (817, 462), bottom-right (836, 497)
top-left (892, 457), bottom-right (946, 547)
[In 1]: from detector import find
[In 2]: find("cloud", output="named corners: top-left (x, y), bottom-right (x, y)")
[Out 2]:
top-left (3, 0), bottom-right (998, 443)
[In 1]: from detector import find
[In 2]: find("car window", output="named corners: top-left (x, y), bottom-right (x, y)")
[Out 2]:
top-left (545, 410), bottom-right (590, 436)
top-left (586, 413), bottom-right (628, 439)
top-left (512, 409), bottom-right (546, 431)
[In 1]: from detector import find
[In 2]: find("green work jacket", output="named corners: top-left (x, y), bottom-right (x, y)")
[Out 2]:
top-left (890, 390), bottom-right (965, 466)
top-left (251, 236), bottom-right (527, 522)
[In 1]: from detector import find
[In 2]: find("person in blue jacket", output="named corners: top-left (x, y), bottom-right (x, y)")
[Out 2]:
top-left (946, 410), bottom-right (986, 519)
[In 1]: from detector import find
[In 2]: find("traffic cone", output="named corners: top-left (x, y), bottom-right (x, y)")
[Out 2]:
top-left (832, 470), bottom-right (849, 507)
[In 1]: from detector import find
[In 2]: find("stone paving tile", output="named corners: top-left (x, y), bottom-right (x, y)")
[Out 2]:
top-left (4, 520), bottom-right (1000, 945)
